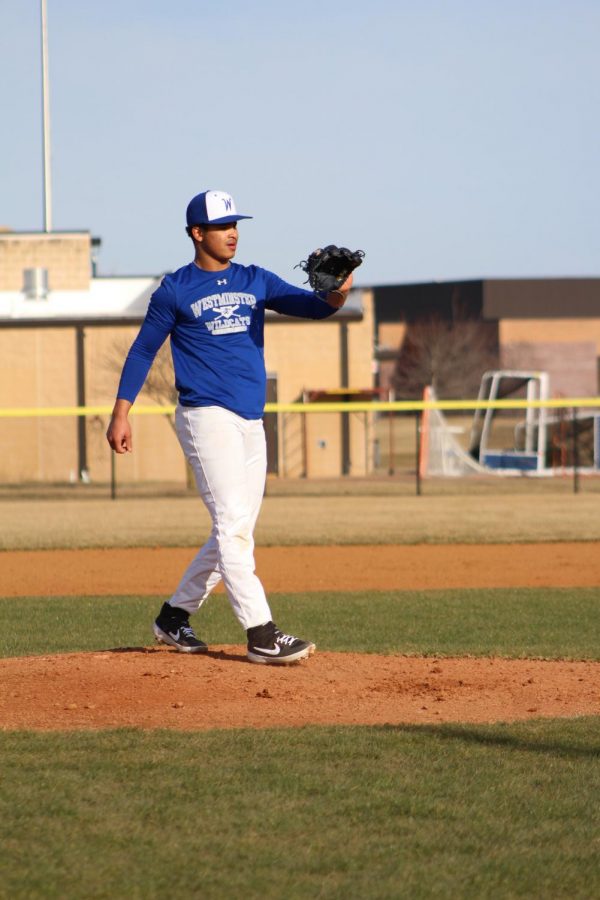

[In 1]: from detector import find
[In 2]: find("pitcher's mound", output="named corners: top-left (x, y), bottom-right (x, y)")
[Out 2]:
top-left (1, 648), bottom-right (598, 731)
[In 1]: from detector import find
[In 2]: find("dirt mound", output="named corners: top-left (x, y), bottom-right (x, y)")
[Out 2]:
top-left (2, 648), bottom-right (598, 731)
top-left (3, 542), bottom-right (599, 732)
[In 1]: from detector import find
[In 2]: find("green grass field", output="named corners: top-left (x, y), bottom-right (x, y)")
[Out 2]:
top-left (2, 721), bottom-right (600, 899)
top-left (2, 484), bottom-right (600, 899)
top-left (2, 588), bottom-right (600, 898)
top-left (1, 588), bottom-right (599, 661)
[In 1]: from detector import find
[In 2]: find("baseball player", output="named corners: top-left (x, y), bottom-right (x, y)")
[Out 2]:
top-left (106, 189), bottom-right (353, 664)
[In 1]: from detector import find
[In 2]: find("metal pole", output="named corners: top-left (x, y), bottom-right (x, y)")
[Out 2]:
top-left (572, 408), bottom-right (580, 494)
top-left (110, 448), bottom-right (117, 500)
top-left (301, 411), bottom-right (307, 477)
top-left (40, 0), bottom-right (53, 231)
top-left (415, 411), bottom-right (421, 496)
top-left (388, 387), bottom-right (395, 476)
top-left (301, 390), bottom-right (308, 478)
top-left (75, 326), bottom-right (88, 480)
top-left (339, 322), bottom-right (350, 475)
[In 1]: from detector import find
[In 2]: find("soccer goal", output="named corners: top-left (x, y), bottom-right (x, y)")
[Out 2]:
top-left (419, 371), bottom-right (551, 477)
top-left (468, 370), bottom-right (550, 473)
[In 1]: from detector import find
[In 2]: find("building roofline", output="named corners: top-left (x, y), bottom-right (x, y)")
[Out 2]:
top-left (372, 275), bottom-right (600, 290)
top-left (0, 316), bottom-right (143, 329)
top-left (372, 278), bottom-right (483, 290)
top-left (0, 230), bottom-right (91, 238)
top-left (94, 274), bottom-right (163, 281)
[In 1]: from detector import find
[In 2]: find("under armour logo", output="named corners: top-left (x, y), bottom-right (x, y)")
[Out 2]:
top-left (223, 198), bottom-right (232, 211)
top-left (217, 278), bottom-right (227, 285)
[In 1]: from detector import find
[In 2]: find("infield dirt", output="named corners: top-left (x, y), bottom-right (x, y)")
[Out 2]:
top-left (2, 541), bottom-right (600, 596)
top-left (2, 542), bottom-right (599, 731)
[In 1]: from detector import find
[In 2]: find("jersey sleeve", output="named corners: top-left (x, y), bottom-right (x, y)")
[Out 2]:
top-left (116, 279), bottom-right (177, 403)
top-left (262, 270), bottom-right (337, 320)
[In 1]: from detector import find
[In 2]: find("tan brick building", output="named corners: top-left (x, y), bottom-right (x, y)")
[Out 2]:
top-left (0, 229), bottom-right (93, 291)
top-left (0, 231), bottom-right (375, 484)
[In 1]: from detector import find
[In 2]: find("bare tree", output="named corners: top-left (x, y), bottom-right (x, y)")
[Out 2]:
top-left (103, 335), bottom-right (195, 487)
top-left (104, 335), bottom-right (177, 431)
top-left (393, 317), bottom-right (498, 399)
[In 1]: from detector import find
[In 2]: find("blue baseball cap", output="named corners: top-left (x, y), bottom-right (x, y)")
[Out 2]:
top-left (186, 190), bottom-right (253, 226)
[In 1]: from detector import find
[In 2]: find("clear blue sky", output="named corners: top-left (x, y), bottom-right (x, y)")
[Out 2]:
top-left (1, 0), bottom-right (598, 286)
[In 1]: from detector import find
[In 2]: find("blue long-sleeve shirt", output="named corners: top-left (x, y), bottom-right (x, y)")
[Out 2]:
top-left (117, 261), bottom-right (337, 418)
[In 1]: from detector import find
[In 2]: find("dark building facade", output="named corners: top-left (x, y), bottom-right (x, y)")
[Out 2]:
top-left (373, 278), bottom-right (600, 399)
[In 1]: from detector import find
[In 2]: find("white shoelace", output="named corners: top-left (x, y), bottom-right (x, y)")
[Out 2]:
top-left (275, 632), bottom-right (297, 646)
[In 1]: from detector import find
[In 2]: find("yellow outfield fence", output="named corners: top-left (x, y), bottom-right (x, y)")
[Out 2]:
top-left (0, 398), bottom-right (598, 496)
top-left (1, 397), bottom-right (600, 418)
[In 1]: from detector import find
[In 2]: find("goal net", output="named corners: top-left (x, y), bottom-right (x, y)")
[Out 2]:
top-left (419, 386), bottom-right (488, 477)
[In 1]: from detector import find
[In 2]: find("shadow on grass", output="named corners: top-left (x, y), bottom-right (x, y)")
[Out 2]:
top-left (382, 721), bottom-right (600, 759)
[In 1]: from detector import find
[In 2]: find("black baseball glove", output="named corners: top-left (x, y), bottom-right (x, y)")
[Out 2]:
top-left (296, 245), bottom-right (365, 293)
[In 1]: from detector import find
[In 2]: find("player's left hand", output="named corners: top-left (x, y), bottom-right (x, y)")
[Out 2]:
top-left (325, 273), bottom-right (353, 308)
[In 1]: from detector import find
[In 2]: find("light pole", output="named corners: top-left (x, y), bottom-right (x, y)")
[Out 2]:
top-left (40, 0), bottom-right (52, 231)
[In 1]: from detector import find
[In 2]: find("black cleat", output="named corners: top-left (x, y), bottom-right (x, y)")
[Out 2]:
top-left (153, 602), bottom-right (208, 654)
top-left (247, 621), bottom-right (315, 665)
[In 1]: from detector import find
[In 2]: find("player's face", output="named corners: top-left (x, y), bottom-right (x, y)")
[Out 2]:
top-left (194, 222), bottom-right (238, 265)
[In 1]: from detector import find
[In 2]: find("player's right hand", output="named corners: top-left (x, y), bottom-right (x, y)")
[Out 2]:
top-left (106, 415), bottom-right (132, 453)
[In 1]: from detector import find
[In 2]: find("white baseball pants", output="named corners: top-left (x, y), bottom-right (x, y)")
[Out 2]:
top-left (168, 405), bottom-right (272, 631)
